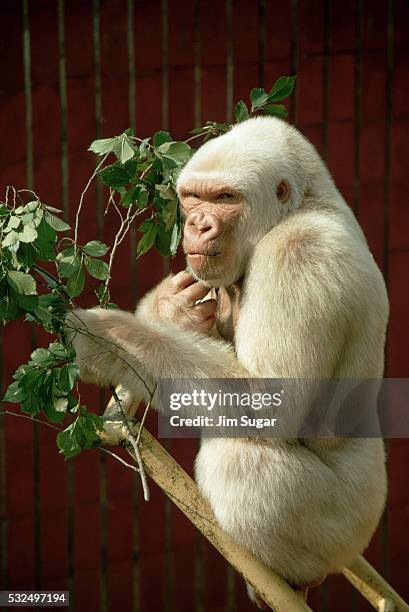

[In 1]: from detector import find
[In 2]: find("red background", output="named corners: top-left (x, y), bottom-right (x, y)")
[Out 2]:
top-left (0, 1), bottom-right (408, 611)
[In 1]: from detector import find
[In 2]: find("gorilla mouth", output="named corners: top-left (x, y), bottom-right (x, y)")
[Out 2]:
top-left (187, 252), bottom-right (222, 257)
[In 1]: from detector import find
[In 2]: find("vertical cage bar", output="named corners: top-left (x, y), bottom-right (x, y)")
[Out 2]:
top-left (127, 3), bottom-right (140, 611)
top-left (93, 0), bottom-right (103, 239)
top-left (22, 0), bottom-right (33, 189)
top-left (258, 0), bottom-right (266, 88)
top-left (193, 4), bottom-right (205, 608)
top-left (92, 2), bottom-right (108, 611)
top-left (0, 325), bottom-right (6, 601)
top-left (161, 0), bottom-right (169, 132)
top-left (322, 0), bottom-right (331, 163)
top-left (58, 0), bottom-right (69, 222)
top-left (57, 0), bottom-right (74, 605)
top-left (380, 0), bottom-right (394, 589)
top-left (226, 0), bottom-right (233, 123)
top-left (161, 0), bottom-right (170, 281)
top-left (225, 4), bottom-right (235, 604)
top-left (128, 0), bottom-right (137, 306)
top-left (161, 3), bottom-right (173, 606)
top-left (353, 0), bottom-right (362, 217)
top-left (320, 5), bottom-right (332, 606)
top-left (383, 0), bottom-right (393, 289)
top-left (194, 0), bottom-right (201, 128)
top-left (290, 0), bottom-right (298, 125)
top-left (22, 0), bottom-right (41, 595)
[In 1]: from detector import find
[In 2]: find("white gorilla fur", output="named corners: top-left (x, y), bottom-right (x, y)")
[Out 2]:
top-left (67, 117), bottom-right (388, 591)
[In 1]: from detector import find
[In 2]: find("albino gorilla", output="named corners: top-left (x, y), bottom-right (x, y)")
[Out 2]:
top-left (66, 117), bottom-right (388, 606)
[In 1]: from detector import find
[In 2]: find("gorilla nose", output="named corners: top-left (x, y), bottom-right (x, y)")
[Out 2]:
top-left (184, 211), bottom-right (223, 244)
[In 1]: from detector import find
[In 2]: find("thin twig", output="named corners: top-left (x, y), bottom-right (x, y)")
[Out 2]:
top-left (110, 386), bottom-right (150, 501)
top-left (74, 153), bottom-right (109, 244)
top-left (135, 385), bottom-right (156, 446)
top-left (0, 409), bottom-right (139, 475)
top-left (184, 131), bottom-right (208, 145)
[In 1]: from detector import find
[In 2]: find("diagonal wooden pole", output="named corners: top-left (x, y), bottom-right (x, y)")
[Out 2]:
top-left (103, 405), bottom-right (409, 612)
top-left (123, 424), bottom-right (312, 612)
top-left (342, 556), bottom-right (409, 612)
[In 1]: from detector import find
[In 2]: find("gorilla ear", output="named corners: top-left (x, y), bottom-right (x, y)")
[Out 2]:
top-left (276, 180), bottom-right (290, 203)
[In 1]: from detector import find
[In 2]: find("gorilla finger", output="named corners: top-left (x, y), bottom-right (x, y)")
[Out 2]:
top-left (197, 315), bottom-right (216, 333)
top-left (192, 299), bottom-right (217, 319)
top-left (180, 281), bottom-right (211, 304)
top-left (170, 270), bottom-right (196, 293)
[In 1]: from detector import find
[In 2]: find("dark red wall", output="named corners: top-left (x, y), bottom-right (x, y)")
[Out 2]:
top-left (0, 1), bottom-right (408, 611)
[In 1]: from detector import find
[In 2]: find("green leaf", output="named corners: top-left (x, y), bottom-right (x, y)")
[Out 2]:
top-left (137, 221), bottom-right (157, 256)
top-left (234, 100), bottom-right (249, 122)
top-left (84, 256), bottom-right (110, 281)
top-left (261, 104), bottom-right (288, 119)
top-left (158, 141), bottom-right (192, 165)
top-left (3, 381), bottom-right (25, 403)
top-left (5, 216), bottom-right (21, 231)
top-left (58, 364), bottom-right (79, 392)
top-left (82, 240), bottom-right (109, 257)
top-left (250, 87), bottom-right (269, 110)
top-left (170, 221), bottom-right (181, 256)
top-left (155, 225), bottom-right (171, 256)
top-left (135, 184), bottom-right (149, 209)
top-left (57, 410), bottom-right (103, 459)
top-left (48, 341), bottom-right (71, 360)
top-left (267, 76), bottom-right (297, 103)
top-left (88, 137), bottom-right (118, 155)
top-left (44, 212), bottom-right (70, 232)
top-left (112, 135), bottom-right (136, 164)
top-left (57, 252), bottom-right (79, 278)
top-left (44, 204), bottom-right (63, 214)
top-left (155, 184), bottom-right (176, 202)
top-left (18, 225), bottom-right (38, 243)
top-left (153, 131), bottom-right (173, 147)
top-left (100, 165), bottom-right (131, 189)
top-left (33, 218), bottom-right (57, 261)
top-left (2, 230), bottom-right (19, 247)
top-left (30, 347), bottom-right (54, 367)
top-left (66, 264), bottom-right (85, 298)
top-left (0, 296), bottom-right (21, 321)
top-left (7, 271), bottom-right (37, 295)
top-left (57, 422), bottom-right (82, 459)
top-left (162, 198), bottom-right (178, 231)
top-left (32, 306), bottom-right (53, 326)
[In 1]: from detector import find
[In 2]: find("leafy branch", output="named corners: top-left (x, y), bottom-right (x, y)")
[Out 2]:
top-left (0, 75), bottom-right (296, 473)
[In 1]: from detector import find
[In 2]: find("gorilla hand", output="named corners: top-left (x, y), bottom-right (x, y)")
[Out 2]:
top-left (137, 271), bottom-right (217, 334)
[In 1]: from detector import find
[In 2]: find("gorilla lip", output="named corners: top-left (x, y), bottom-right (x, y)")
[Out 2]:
top-left (187, 252), bottom-right (222, 257)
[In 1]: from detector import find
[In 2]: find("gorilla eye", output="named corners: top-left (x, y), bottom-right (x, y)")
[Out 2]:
top-left (217, 192), bottom-right (234, 200)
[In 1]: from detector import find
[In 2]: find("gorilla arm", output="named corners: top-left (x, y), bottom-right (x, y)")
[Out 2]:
top-left (66, 210), bottom-right (353, 429)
